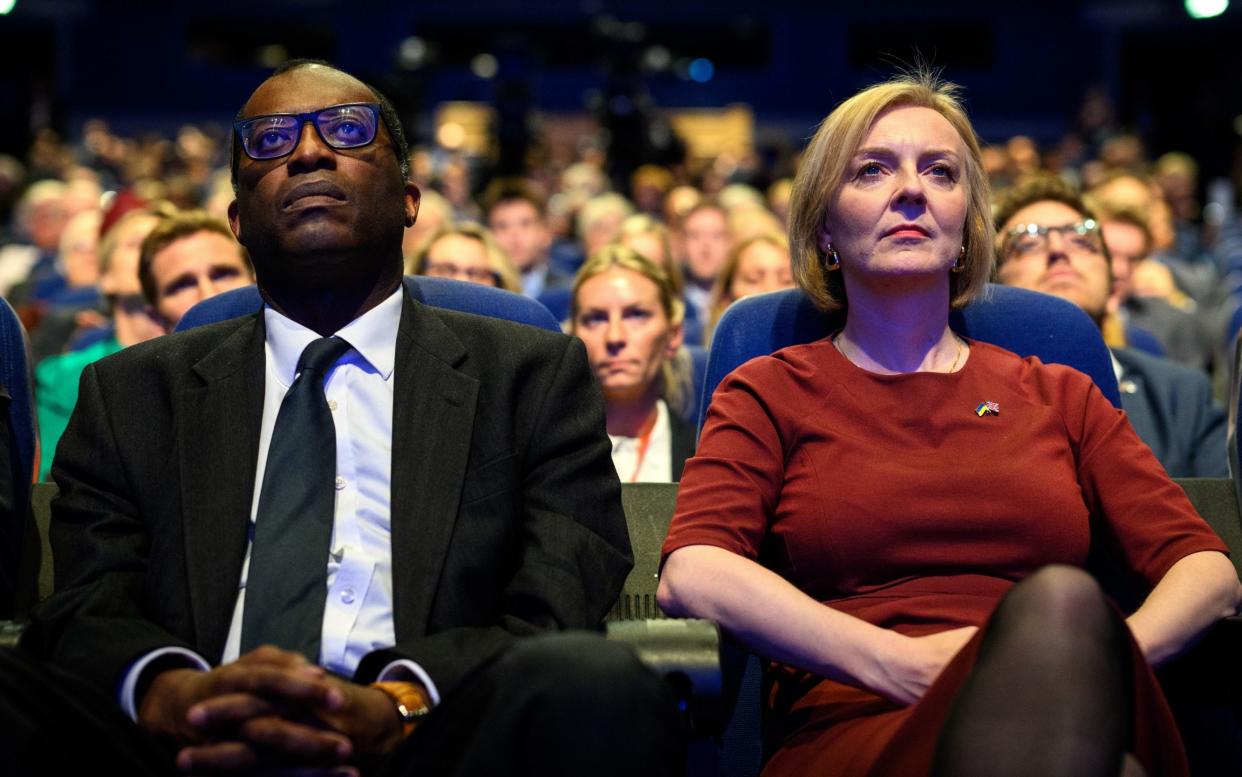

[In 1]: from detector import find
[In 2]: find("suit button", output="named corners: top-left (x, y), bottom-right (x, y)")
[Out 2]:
top-left (328, 399), bottom-right (338, 411)
top-left (335, 476), bottom-right (346, 490)
top-left (340, 587), bottom-right (355, 604)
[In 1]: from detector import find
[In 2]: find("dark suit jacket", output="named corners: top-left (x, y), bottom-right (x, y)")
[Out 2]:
top-left (25, 291), bottom-right (632, 701)
top-left (1114, 347), bottom-right (1228, 478)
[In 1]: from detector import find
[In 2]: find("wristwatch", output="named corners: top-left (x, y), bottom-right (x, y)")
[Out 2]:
top-left (370, 680), bottom-right (432, 737)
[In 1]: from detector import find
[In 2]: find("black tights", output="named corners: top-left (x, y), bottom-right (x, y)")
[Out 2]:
top-left (931, 565), bottom-right (1136, 777)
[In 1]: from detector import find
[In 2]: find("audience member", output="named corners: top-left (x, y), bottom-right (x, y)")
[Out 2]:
top-left (570, 245), bottom-right (694, 482)
top-left (616, 214), bottom-right (684, 294)
top-left (480, 177), bottom-right (563, 297)
top-left (676, 200), bottom-right (731, 340)
top-left (399, 187), bottom-right (451, 268)
top-left (0, 376), bottom-right (15, 619)
top-left (34, 206), bottom-right (164, 480)
top-left (994, 175), bottom-right (1227, 477)
top-left (137, 209), bottom-right (254, 330)
top-left (406, 221), bottom-right (521, 292)
top-left (24, 208), bottom-right (105, 364)
top-left (577, 192), bottom-right (635, 256)
top-left (13, 59), bottom-right (680, 776)
top-left (0, 180), bottom-right (68, 301)
top-left (706, 231), bottom-right (794, 339)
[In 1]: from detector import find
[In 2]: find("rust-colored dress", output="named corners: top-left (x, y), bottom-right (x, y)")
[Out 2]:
top-left (662, 338), bottom-right (1227, 776)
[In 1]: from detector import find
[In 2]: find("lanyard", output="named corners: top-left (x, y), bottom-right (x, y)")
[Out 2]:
top-left (627, 408), bottom-right (659, 483)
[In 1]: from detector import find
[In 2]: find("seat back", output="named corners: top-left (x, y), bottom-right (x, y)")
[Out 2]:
top-left (175, 276), bottom-right (562, 333)
top-left (0, 297), bottom-right (33, 618)
top-left (701, 284), bottom-right (1121, 429)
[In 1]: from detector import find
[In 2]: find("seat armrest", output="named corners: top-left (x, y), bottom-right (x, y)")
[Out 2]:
top-left (606, 618), bottom-right (723, 736)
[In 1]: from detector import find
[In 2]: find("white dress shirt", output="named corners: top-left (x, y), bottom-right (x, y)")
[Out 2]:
top-left (121, 289), bottom-right (439, 718)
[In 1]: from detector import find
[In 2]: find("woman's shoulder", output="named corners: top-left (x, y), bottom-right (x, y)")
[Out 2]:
top-left (967, 338), bottom-right (1105, 410)
top-left (720, 336), bottom-right (837, 389)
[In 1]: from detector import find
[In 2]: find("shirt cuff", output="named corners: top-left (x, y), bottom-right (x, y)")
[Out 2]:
top-left (119, 646), bottom-right (211, 722)
top-left (377, 659), bottom-right (441, 707)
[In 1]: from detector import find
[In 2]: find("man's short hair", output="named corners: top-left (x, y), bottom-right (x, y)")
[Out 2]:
top-left (138, 210), bottom-right (251, 306)
top-left (480, 178), bottom-right (547, 220)
top-left (1087, 200), bottom-right (1154, 258)
top-left (991, 174), bottom-right (1112, 277)
top-left (675, 199), bottom-right (727, 232)
top-left (229, 59), bottom-right (410, 192)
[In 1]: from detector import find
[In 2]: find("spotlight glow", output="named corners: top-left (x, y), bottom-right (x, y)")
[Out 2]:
top-left (0, 0), bottom-right (15, 15)
top-left (688, 58), bottom-right (714, 83)
top-left (1186, 0), bottom-right (1228, 19)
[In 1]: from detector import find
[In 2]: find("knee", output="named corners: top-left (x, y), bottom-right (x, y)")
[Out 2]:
top-left (1005, 565), bottom-right (1114, 633)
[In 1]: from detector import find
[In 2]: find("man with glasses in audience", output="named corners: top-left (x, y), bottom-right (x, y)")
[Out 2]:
top-left (993, 175), bottom-right (1226, 478)
top-left (10, 60), bottom-right (680, 776)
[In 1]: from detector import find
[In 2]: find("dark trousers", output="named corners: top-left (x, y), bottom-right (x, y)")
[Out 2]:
top-left (0, 632), bottom-right (685, 776)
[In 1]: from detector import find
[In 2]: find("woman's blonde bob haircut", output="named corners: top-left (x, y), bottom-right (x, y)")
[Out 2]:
top-left (570, 244), bottom-right (693, 419)
top-left (787, 70), bottom-right (994, 312)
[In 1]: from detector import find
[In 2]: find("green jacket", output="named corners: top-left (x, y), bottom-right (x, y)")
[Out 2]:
top-left (36, 337), bottom-right (123, 481)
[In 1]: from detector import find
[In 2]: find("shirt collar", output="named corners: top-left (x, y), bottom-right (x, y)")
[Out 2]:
top-left (264, 288), bottom-right (403, 387)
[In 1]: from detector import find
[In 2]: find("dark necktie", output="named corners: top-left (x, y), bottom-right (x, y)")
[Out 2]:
top-left (241, 335), bottom-right (352, 661)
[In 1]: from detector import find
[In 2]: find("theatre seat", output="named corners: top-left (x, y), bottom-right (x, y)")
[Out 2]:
top-left (175, 275), bottom-right (561, 334)
top-left (700, 284), bottom-right (1121, 429)
top-left (0, 297), bottom-right (34, 620)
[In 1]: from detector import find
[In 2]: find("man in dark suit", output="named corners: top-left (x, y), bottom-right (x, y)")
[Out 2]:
top-left (993, 175), bottom-right (1227, 478)
top-left (15, 60), bottom-right (680, 775)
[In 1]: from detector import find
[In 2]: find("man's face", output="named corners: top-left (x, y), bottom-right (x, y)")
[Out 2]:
top-left (487, 200), bottom-right (549, 272)
top-left (997, 200), bottom-right (1111, 321)
top-left (150, 231), bottom-right (254, 328)
top-left (1100, 220), bottom-right (1147, 304)
top-left (680, 207), bottom-right (730, 284)
top-left (227, 66), bottom-right (417, 290)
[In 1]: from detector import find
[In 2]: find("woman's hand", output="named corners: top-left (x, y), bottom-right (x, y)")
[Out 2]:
top-left (869, 626), bottom-right (978, 706)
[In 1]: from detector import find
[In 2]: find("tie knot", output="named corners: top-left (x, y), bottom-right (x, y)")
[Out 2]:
top-left (297, 336), bottom-right (351, 375)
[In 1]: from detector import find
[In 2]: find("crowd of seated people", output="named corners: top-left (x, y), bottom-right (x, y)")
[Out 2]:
top-left (0, 57), bottom-right (1241, 775)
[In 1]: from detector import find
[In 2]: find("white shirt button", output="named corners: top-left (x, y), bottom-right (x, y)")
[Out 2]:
top-left (328, 399), bottom-right (338, 411)
top-left (340, 587), bottom-right (355, 604)
top-left (335, 476), bottom-right (346, 490)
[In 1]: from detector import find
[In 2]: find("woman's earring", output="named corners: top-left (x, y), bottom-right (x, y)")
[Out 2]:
top-left (824, 245), bottom-right (841, 271)
top-left (951, 245), bottom-right (965, 273)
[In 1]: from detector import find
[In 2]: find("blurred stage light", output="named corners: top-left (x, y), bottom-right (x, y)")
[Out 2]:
top-left (1186, 0), bottom-right (1228, 18)
top-left (0, 0), bottom-right (15, 15)
top-left (398, 37), bottom-right (428, 70)
top-left (471, 53), bottom-right (498, 79)
top-left (437, 122), bottom-right (466, 149)
top-left (689, 58), bottom-right (714, 83)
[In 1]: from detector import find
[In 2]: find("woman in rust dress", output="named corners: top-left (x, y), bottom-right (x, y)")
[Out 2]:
top-left (656, 71), bottom-right (1241, 777)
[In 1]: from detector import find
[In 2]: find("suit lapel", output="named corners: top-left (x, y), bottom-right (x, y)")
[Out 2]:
top-left (390, 293), bottom-right (478, 641)
top-left (179, 316), bottom-right (266, 661)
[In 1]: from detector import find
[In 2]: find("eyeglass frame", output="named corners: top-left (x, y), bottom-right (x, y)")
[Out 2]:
top-left (999, 218), bottom-right (1104, 262)
top-left (233, 102), bottom-right (389, 161)
top-left (422, 261), bottom-right (501, 285)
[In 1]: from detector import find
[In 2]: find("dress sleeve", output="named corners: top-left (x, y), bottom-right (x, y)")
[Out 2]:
top-left (1071, 373), bottom-right (1229, 587)
top-left (661, 361), bottom-right (788, 562)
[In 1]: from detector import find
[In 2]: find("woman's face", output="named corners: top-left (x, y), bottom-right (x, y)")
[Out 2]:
top-left (820, 105), bottom-right (968, 295)
top-left (573, 267), bottom-right (681, 404)
top-left (729, 241), bottom-right (794, 301)
top-left (422, 234), bottom-right (498, 287)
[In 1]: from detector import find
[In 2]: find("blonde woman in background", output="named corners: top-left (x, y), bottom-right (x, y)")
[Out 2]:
top-left (570, 245), bottom-right (696, 482)
top-left (406, 221), bottom-right (522, 293)
top-left (705, 231), bottom-right (794, 341)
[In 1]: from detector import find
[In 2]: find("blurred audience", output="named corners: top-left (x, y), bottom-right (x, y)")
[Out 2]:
top-left (407, 221), bottom-right (522, 292)
top-left (706, 232), bottom-right (794, 340)
top-left (481, 178), bottom-right (562, 297)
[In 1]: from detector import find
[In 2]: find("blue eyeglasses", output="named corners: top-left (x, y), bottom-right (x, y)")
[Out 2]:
top-left (234, 103), bottom-right (384, 160)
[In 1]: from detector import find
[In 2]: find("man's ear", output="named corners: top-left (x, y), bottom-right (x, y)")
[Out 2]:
top-left (227, 199), bottom-right (243, 245)
top-left (405, 183), bottom-right (421, 228)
